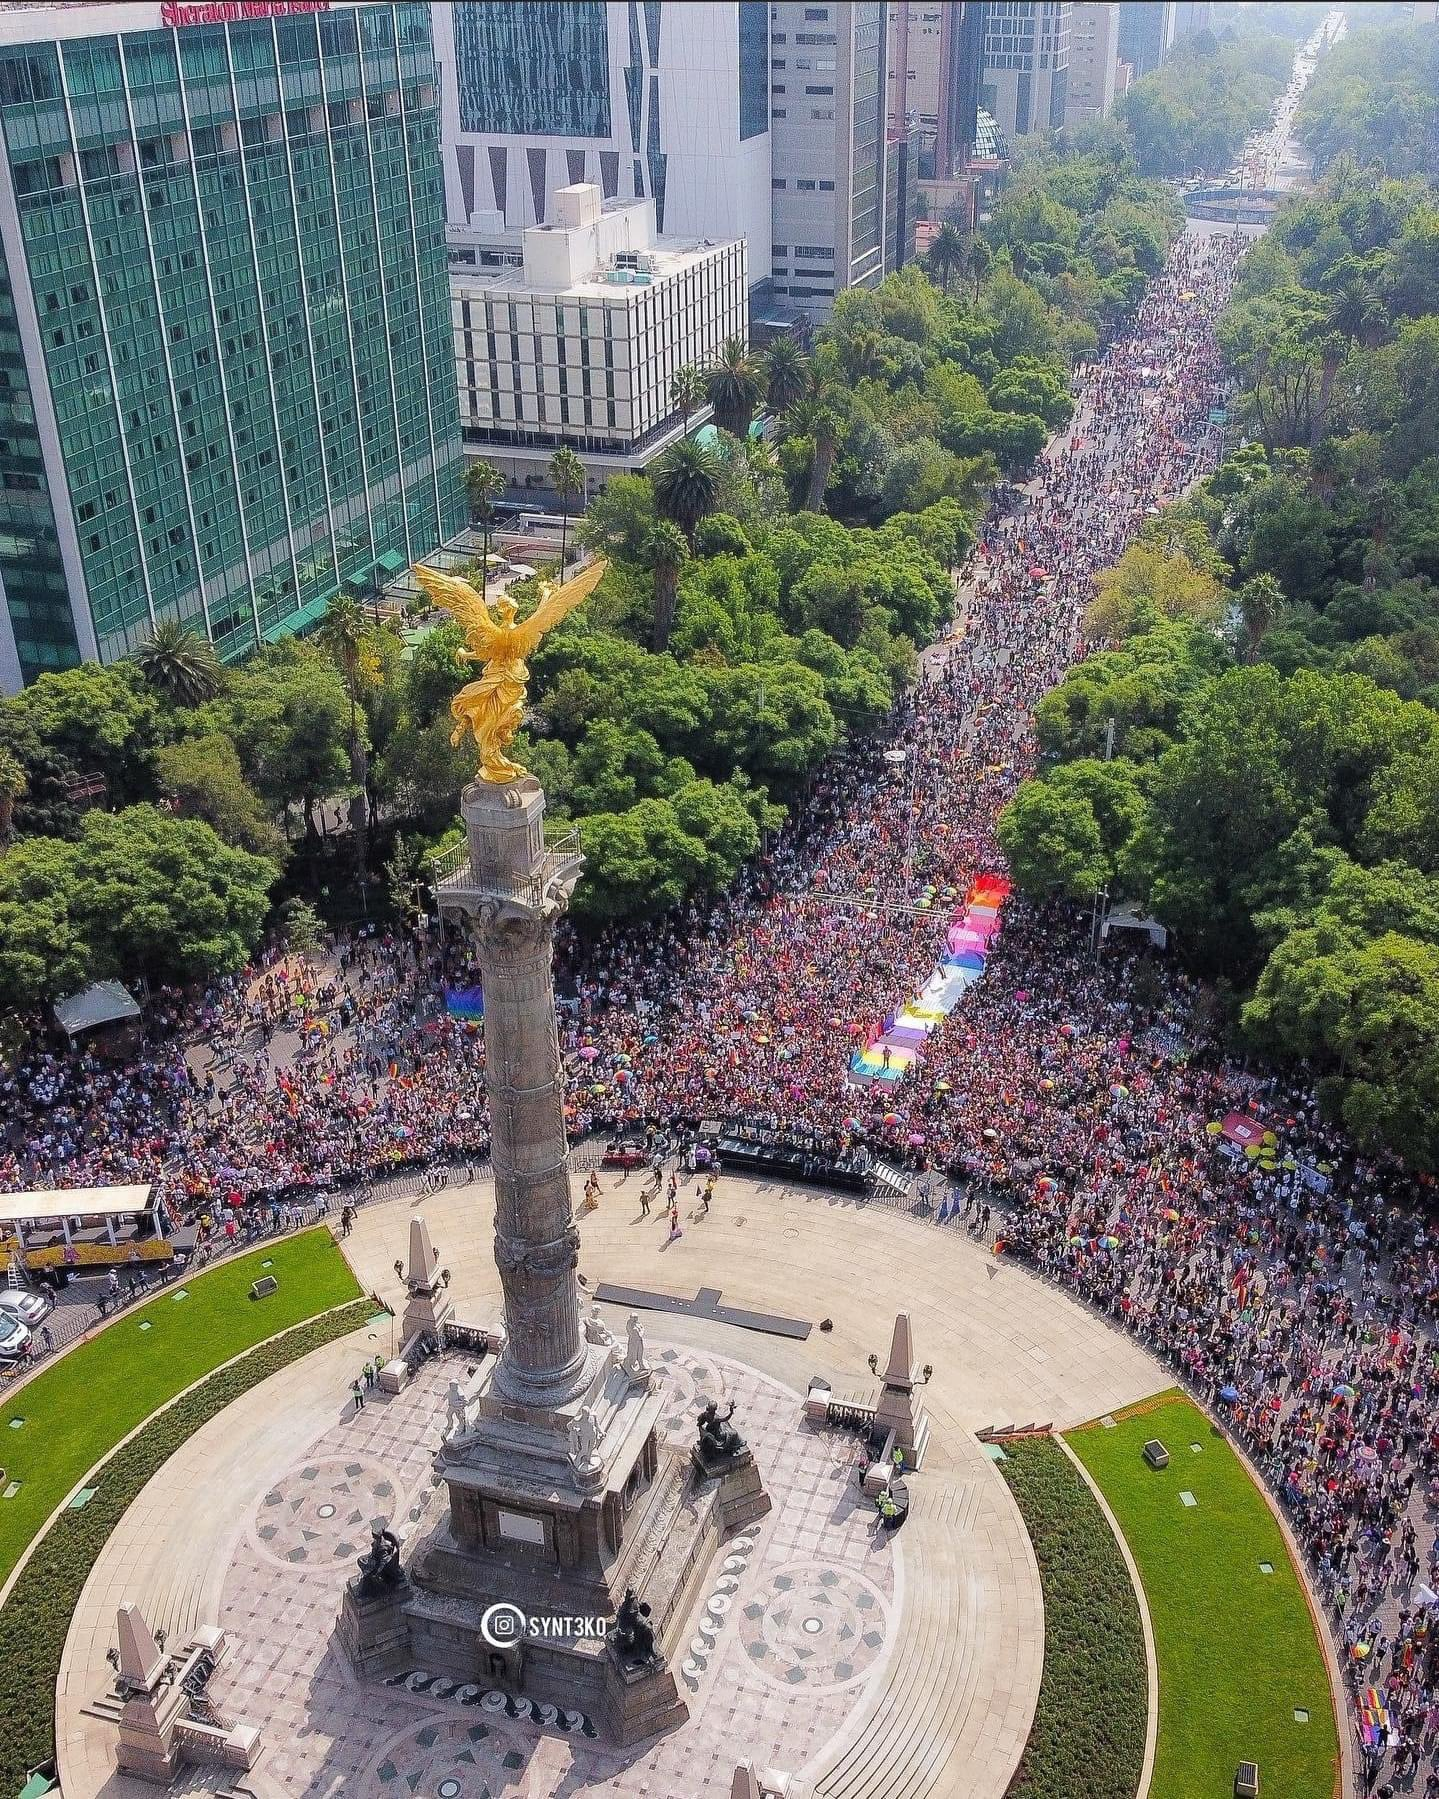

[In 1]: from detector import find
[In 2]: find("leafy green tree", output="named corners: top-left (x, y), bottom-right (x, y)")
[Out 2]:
top-left (549, 446), bottom-right (586, 565)
top-left (0, 833), bottom-right (89, 1010)
top-left (6, 662), bottom-right (162, 805)
top-left (651, 436), bottom-right (722, 545)
top-left (998, 777), bottom-right (1109, 901)
top-left (153, 734), bottom-right (286, 860)
top-left (132, 619), bottom-right (224, 707)
top-left (201, 645), bottom-right (351, 838)
top-left (316, 593), bottom-right (374, 870)
top-left (0, 745), bottom-right (24, 850)
top-left (279, 896), bottom-right (326, 956)
top-left (580, 473), bottom-right (658, 562)
top-left (1086, 542), bottom-right (1226, 641)
top-left (1035, 619), bottom-right (1229, 763)
top-left (1244, 863), bottom-right (1439, 1168)
top-left (693, 513), bottom-right (751, 559)
top-left (999, 758), bottom-right (1148, 902)
top-left (0, 805), bottom-right (275, 1009)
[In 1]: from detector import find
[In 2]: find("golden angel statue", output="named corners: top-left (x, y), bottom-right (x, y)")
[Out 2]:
top-left (412, 558), bottom-right (608, 784)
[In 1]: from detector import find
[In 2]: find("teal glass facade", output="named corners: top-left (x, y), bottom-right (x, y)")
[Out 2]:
top-left (0, 2), bottom-right (464, 673)
top-left (0, 253), bottom-right (73, 680)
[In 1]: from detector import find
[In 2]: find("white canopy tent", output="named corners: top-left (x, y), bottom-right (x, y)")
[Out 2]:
top-left (0, 1184), bottom-right (165, 1248)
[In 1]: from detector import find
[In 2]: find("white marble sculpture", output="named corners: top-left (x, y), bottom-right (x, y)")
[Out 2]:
top-left (567, 1405), bottom-right (601, 1470)
top-left (444, 1378), bottom-right (469, 1440)
top-left (584, 1304), bottom-right (616, 1349)
top-left (622, 1313), bottom-right (649, 1379)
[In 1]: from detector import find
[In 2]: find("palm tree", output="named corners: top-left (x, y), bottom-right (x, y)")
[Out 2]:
top-left (645, 520), bottom-right (690, 653)
top-left (1236, 574), bottom-right (1283, 663)
top-left (965, 234), bottom-right (992, 303)
top-left (763, 337), bottom-right (810, 416)
top-left (549, 446), bottom-right (585, 566)
top-left (838, 328), bottom-right (885, 384)
top-left (704, 336), bottom-right (766, 438)
top-left (132, 619), bottom-right (223, 707)
top-left (651, 436), bottom-right (721, 546)
top-left (464, 458), bottom-right (506, 582)
top-left (317, 593), bottom-right (370, 875)
top-left (788, 389), bottom-right (841, 513)
top-left (927, 220), bottom-right (965, 294)
top-left (0, 745), bottom-right (24, 851)
top-left (669, 364), bottom-right (707, 437)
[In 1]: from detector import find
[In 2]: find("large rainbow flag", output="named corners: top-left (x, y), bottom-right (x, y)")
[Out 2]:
top-left (848, 875), bottom-right (1010, 1085)
top-left (1359, 1686), bottom-right (1394, 1748)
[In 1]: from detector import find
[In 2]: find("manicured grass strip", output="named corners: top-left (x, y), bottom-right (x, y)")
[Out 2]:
top-left (0, 1228), bottom-right (361, 1585)
top-left (0, 1296), bottom-right (372, 1795)
top-left (997, 1435), bottom-right (1146, 1799)
top-left (1068, 1392), bottom-right (1339, 1799)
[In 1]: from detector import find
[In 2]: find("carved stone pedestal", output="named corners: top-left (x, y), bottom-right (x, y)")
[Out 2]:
top-left (337, 1579), bottom-right (412, 1678)
top-left (693, 1445), bottom-right (773, 1533)
top-left (597, 1648), bottom-right (690, 1748)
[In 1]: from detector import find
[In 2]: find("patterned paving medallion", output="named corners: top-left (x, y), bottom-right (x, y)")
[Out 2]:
top-left (251, 1456), bottom-right (398, 1567)
top-left (651, 1344), bottom-right (727, 1443)
top-left (366, 1716), bottom-right (535, 1798)
top-left (737, 1562), bottom-right (890, 1691)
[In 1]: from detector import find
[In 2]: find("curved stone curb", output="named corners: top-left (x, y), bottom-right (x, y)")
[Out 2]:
top-left (1052, 1432), bottom-right (1158, 1799)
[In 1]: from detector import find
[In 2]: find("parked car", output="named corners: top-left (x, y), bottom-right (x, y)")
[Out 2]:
top-left (0, 1311), bottom-right (32, 1363)
top-left (0, 1288), bottom-right (52, 1328)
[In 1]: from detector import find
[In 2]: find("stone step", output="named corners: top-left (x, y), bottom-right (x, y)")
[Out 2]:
top-left (813, 1478), bottom-right (982, 1799)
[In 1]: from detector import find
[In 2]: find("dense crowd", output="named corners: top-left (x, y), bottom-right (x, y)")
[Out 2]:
top-left (3, 224), bottom-right (1438, 1782)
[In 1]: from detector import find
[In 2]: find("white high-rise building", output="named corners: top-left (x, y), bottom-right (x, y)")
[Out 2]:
top-left (452, 186), bottom-right (746, 491)
top-left (981, 2), bottom-right (1072, 142)
top-left (434, 1), bottom-right (773, 290)
top-left (769, 1), bottom-right (888, 319)
top-left (1066, 2), bottom-right (1119, 124)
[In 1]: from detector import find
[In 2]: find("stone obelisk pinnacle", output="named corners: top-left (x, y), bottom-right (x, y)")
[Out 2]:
top-left (463, 772), bottom-right (587, 1410)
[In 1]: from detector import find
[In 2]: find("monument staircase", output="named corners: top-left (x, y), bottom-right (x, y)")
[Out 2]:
top-left (812, 1474), bottom-right (985, 1799)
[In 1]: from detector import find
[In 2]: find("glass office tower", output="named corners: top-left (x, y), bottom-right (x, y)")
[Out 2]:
top-left (0, 1), bottom-right (464, 689)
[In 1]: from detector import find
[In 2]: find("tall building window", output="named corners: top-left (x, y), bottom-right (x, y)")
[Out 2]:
top-left (739, 0), bottom-right (769, 140)
top-left (454, 1), bottom-right (611, 138)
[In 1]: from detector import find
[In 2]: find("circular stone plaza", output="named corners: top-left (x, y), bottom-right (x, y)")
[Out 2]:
top-left (46, 1168), bottom-right (1350, 1799)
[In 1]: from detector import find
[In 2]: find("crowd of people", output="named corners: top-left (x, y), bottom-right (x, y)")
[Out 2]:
top-left (3, 223), bottom-right (1437, 1783)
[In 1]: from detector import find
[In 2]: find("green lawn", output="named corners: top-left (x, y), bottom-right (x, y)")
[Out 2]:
top-left (1067, 1392), bottom-right (1339, 1799)
top-left (0, 1228), bottom-right (360, 1585)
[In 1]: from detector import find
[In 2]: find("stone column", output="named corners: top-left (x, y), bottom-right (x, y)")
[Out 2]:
top-left (463, 775), bottom-right (587, 1411)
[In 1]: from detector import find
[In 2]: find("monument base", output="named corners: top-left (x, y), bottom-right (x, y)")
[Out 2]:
top-left (337, 1580), bottom-right (412, 1678)
top-left (693, 1445), bottom-right (774, 1533)
top-left (598, 1650), bottom-right (690, 1748)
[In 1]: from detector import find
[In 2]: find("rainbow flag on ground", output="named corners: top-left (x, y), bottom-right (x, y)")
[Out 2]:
top-left (444, 983), bottom-right (485, 1020)
top-left (1359, 1686), bottom-right (1393, 1748)
top-left (849, 875), bottom-right (1011, 1085)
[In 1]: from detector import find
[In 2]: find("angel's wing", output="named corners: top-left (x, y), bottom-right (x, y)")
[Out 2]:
top-left (414, 564), bottom-right (497, 645)
top-left (513, 557), bottom-right (609, 655)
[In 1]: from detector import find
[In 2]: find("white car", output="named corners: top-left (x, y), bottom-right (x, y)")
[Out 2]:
top-left (0, 1289), bottom-right (51, 1328)
top-left (0, 1310), bottom-right (31, 1363)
